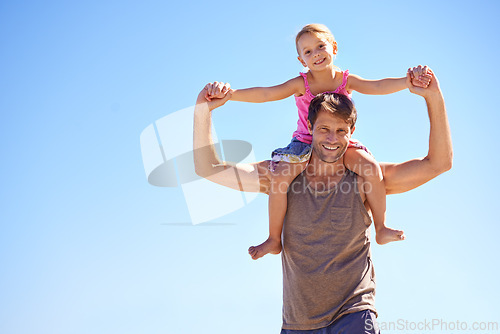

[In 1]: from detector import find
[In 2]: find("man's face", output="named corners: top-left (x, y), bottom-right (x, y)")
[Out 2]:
top-left (308, 110), bottom-right (354, 163)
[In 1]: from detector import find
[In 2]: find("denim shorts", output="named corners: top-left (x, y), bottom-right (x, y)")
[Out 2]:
top-left (281, 310), bottom-right (380, 334)
top-left (269, 137), bottom-right (371, 172)
top-left (271, 137), bottom-right (312, 163)
top-left (269, 138), bottom-right (312, 171)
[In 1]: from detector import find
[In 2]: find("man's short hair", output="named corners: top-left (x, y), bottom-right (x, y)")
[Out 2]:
top-left (308, 93), bottom-right (357, 129)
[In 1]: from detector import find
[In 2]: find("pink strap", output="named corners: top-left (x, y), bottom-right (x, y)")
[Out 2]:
top-left (299, 72), bottom-right (312, 96)
top-left (336, 69), bottom-right (349, 91)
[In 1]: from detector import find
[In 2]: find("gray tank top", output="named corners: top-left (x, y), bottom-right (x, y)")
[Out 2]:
top-left (281, 169), bottom-right (377, 331)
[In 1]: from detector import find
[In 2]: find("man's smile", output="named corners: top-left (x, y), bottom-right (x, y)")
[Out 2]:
top-left (322, 144), bottom-right (340, 151)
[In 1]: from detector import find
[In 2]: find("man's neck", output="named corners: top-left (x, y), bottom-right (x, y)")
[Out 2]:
top-left (305, 152), bottom-right (346, 180)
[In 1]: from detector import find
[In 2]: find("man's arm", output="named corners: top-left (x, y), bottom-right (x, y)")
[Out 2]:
top-left (381, 69), bottom-right (453, 194)
top-left (193, 86), bottom-right (271, 194)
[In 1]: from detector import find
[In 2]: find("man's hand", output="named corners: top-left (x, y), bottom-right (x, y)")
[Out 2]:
top-left (197, 82), bottom-right (233, 111)
top-left (407, 67), bottom-right (441, 99)
top-left (204, 81), bottom-right (231, 101)
top-left (409, 65), bottom-right (432, 88)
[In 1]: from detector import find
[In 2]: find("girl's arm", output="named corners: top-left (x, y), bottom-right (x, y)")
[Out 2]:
top-left (346, 74), bottom-right (407, 95)
top-left (230, 76), bottom-right (304, 103)
top-left (346, 66), bottom-right (432, 95)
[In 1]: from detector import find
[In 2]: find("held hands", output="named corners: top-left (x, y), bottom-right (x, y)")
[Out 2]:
top-left (198, 82), bottom-right (233, 111)
top-left (200, 67), bottom-right (438, 107)
top-left (204, 81), bottom-right (231, 101)
top-left (408, 65), bottom-right (433, 88)
top-left (406, 66), bottom-right (441, 99)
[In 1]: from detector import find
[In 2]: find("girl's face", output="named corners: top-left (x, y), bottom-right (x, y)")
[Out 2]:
top-left (296, 33), bottom-right (336, 71)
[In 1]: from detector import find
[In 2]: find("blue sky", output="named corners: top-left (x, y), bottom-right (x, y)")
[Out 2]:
top-left (1, 0), bottom-right (499, 333)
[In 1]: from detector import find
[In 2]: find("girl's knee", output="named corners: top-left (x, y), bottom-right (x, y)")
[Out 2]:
top-left (346, 150), bottom-right (382, 179)
top-left (272, 163), bottom-right (305, 182)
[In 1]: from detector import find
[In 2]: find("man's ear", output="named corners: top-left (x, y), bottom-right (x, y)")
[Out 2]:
top-left (350, 125), bottom-right (355, 136)
top-left (307, 120), bottom-right (313, 134)
top-left (297, 56), bottom-right (307, 68)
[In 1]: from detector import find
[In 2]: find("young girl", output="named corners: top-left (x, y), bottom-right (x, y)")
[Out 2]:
top-left (206, 24), bottom-right (431, 260)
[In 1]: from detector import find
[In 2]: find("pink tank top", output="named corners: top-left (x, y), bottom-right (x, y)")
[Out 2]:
top-left (292, 70), bottom-right (352, 144)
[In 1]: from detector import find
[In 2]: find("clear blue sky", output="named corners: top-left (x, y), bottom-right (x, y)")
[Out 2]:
top-left (1, 0), bottom-right (499, 333)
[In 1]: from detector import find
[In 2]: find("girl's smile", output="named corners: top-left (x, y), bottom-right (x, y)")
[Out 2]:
top-left (314, 58), bottom-right (326, 65)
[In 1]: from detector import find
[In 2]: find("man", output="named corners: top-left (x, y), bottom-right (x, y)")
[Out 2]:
top-left (192, 68), bottom-right (452, 333)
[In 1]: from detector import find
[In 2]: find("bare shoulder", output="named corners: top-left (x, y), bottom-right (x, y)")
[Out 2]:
top-left (336, 70), bottom-right (346, 79)
top-left (289, 75), bottom-right (306, 96)
top-left (345, 72), bottom-right (362, 91)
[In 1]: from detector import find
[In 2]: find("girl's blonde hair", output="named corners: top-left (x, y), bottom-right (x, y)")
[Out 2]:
top-left (295, 24), bottom-right (338, 55)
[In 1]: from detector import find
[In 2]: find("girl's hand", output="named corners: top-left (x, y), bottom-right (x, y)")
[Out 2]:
top-left (204, 81), bottom-right (231, 101)
top-left (197, 86), bottom-right (233, 111)
top-left (406, 67), bottom-right (440, 99)
top-left (409, 65), bottom-right (432, 88)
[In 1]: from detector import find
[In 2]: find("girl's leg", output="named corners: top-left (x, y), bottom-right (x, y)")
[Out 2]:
top-left (344, 148), bottom-right (405, 245)
top-left (248, 161), bottom-right (308, 260)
